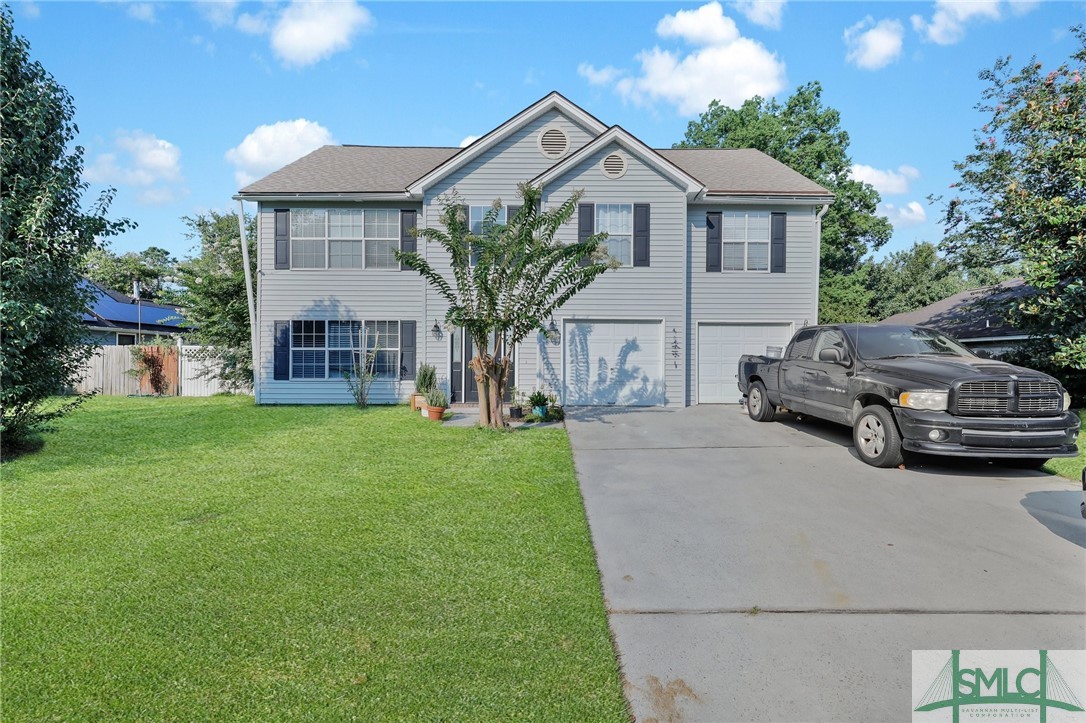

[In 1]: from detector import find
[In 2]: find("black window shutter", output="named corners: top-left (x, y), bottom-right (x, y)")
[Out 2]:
top-left (273, 321), bottom-right (290, 380)
top-left (400, 321), bottom-right (416, 380)
top-left (274, 209), bottom-right (290, 269)
top-left (399, 210), bottom-right (417, 271)
top-left (770, 212), bottom-right (787, 273)
top-left (577, 203), bottom-right (594, 267)
top-left (633, 203), bottom-right (650, 267)
top-left (706, 212), bottom-right (722, 272)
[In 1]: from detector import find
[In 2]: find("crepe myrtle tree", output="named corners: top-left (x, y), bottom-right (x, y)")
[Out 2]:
top-left (397, 183), bottom-right (614, 428)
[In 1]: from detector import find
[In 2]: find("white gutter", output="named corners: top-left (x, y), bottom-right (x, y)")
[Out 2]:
top-left (232, 192), bottom-right (415, 202)
top-left (236, 200), bottom-right (259, 402)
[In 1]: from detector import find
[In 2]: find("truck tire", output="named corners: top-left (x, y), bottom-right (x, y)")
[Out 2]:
top-left (747, 381), bottom-right (775, 422)
top-left (853, 405), bottom-right (904, 468)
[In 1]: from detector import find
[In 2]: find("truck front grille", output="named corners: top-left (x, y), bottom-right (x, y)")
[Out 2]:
top-left (951, 377), bottom-right (1063, 417)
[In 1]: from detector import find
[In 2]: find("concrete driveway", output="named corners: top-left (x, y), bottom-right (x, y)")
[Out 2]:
top-left (565, 405), bottom-right (1086, 722)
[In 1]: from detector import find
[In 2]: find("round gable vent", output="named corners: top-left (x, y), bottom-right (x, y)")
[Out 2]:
top-left (538, 127), bottom-right (569, 159)
top-left (601, 152), bottom-right (627, 179)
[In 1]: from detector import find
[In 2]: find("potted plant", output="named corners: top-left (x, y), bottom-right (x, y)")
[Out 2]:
top-left (412, 363), bottom-right (436, 411)
top-left (425, 387), bottom-right (448, 421)
top-left (528, 389), bottom-right (549, 418)
top-left (508, 386), bottom-right (523, 419)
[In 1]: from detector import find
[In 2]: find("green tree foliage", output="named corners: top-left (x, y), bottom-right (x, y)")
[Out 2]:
top-left (398, 184), bottom-right (612, 428)
top-left (83, 245), bottom-right (176, 301)
top-left (865, 242), bottom-right (970, 320)
top-left (0, 6), bottom-right (131, 454)
top-left (677, 81), bottom-right (893, 322)
top-left (163, 211), bottom-right (256, 391)
top-left (819, 269), bottom-right (874, 324)
top-left (937, 26), bottom-right (1086, 386)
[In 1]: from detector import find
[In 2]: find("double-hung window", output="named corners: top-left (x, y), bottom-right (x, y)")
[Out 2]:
top-left (290, 209), bottom-right (401, 270)
top-left (468, 205), bottom-right (506, 266)
top-left (596, 203), bottom-right (632, 267)
top-left (289, 320), bottom-right (401, 379)
top-left (722, 211), bottom-right (770, 272)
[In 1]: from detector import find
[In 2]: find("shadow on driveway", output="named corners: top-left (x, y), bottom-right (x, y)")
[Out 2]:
top-left (1021, 490), bottom-right (1086, 548)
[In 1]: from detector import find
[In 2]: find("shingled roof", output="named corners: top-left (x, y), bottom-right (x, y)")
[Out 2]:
top-left (880, 279), bottom-right (1031, 340)
top-left (239, 145), bottom-right (460, 195)
top-left (238, 143), bottom-right (832, 198)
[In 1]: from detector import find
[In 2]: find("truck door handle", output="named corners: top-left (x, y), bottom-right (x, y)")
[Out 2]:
top-left (802, 370), bottom-right (818, 377)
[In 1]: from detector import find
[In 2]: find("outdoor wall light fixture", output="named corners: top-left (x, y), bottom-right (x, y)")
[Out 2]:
top-left (546, 317), bottom-right (560, 344)
top-left (431, 320), bottom-right (442, 339)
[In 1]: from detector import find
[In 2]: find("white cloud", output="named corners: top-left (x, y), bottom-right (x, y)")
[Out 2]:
top-left (84, 130), bottom-right (184, 204)
top-left (581, 1), bottom-right (786, 116)
top-left (196, 0), bottom-right (238, 28)
top-left (843, 16), bottom-right (904, 70)
top-left (910, 0), bottom-right (1003, 45)
top-left (270, 1), bottom-right (373, 67)
top-left (578, 63), bottom-right (621, 86)
top-left (236, 10), bottom-right (270, 35)
top-left (851, 164), bottom-right (920, 195)
top-left (18, 2), bottom-right (41, 19)
top-left (225, 119), bottom-right (334, 187)
top-left (733, 0), bottom-right (785, 30)
top-left (880, 201), bottom-right (927, 227)
top-left (459, 135), bottom-right (480, 148)
top-left (126, 2), bottom-right (156, 23)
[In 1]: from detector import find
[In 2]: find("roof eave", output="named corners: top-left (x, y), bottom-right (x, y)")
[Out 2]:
top-left (234, 191), bottom-right (418, 202)
top-left (696, 193), bottom-right (835, 205)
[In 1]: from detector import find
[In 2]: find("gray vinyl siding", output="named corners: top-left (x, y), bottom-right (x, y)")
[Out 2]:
top-left (517, 142), bottom-right (689, 408)
top-left (686, 204), bottom-right (821, 405)
top-left (420, 109), bottom-right (600, 394)
top-left (255, 201), bottom-right (424, 404)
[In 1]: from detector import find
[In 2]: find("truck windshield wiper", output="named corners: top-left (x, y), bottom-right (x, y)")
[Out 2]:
top-left (872, 354), bottom-right (917, 360)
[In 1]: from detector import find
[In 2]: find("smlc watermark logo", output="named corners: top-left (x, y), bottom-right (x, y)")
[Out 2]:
top-left (913, 650), bottom-right (1086, 722)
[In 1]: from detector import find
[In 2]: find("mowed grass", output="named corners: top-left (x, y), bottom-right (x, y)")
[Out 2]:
top-left (1045, 410), bottom-right (1085, 481)
top-left (2, 397), bottom-right (628, 721)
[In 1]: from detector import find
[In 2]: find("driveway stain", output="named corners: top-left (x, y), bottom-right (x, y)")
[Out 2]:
top-left (626, 675), bottom-right (699, 723)
top-left (812, 559), bottom-right (851, 606)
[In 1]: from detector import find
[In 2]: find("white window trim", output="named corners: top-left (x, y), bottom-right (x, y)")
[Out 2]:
top-left (595, 202), bottom-right (634, 268)
top-left (290, 209), bottom-right (402, 271)
top-left (720, 210), bottom-right (771, 274)
top-left (289, 319), bottom-right (403, 381)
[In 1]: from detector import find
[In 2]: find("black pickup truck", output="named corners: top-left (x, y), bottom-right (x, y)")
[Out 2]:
top-left (737, 324), bottom-right (1079, 468)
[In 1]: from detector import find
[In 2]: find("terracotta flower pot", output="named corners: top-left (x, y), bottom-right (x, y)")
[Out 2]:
top-left (426, 406), bottom-right (446, 421)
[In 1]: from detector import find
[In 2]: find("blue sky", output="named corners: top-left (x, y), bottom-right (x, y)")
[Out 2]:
top-left (11, 0), bottom-right (1083, 260)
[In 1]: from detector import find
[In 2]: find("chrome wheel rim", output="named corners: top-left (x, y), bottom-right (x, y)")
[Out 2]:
top-left (750, 388), bottom-right (763, 416)
top-left (857, 415), bottom-right (885, 457)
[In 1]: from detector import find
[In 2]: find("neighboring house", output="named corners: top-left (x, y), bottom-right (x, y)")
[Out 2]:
top-left (82, 278), bottom-right (185, 345)
top-left (235, 92), bottom-right (833, 407)
top-left (881, 279), bottom-right (1031, 357)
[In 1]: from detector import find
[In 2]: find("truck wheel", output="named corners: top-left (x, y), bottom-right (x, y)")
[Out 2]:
top-left (853, 405), bottom-right (904, 468)
top-left (747, 382), bottom-right (775, 422)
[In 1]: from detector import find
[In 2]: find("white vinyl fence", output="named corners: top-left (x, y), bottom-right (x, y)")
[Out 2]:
top-left (75, 343), bottom-right (239, 397)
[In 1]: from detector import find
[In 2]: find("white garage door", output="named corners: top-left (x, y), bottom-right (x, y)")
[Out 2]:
top-left (564, 320), bottom-right (664, 406)
top-left (697, 323), bottom-right (793, 404)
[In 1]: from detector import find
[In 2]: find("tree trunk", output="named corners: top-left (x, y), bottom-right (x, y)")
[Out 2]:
top-left (469, 356), bottom-right (491, 427)
top-left (469, 353), bottom-right (509, 429)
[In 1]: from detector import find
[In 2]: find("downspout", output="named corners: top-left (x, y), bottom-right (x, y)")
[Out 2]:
top-left (236, 200), bottom-right (259, 402)
top-left (814, 204), bottom-right (830, 325)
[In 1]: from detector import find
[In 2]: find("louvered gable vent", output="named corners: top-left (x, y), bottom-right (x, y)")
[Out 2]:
top-left (538, 128), bottom-right (569, 159)
top-left (602, 152), bottom-right (626, 179)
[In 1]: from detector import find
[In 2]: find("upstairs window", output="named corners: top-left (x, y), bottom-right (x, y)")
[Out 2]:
top-left (289, 209), bottom-right (402, 270)
top-left (596, 203), bottom-right (633, 267)
top-left (468, 205), bottom-right (506, 266)
top-left (722, 211), bottom-right (770, 272)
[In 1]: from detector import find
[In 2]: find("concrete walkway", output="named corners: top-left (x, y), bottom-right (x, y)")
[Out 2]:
top-left (565, 405), bottom-right (1086, 722)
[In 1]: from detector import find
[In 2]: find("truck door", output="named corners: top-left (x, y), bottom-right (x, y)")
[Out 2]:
top-left (805, 329), bottom-right (852, 424)
top-left (779, 328), bottom-right (818, 412)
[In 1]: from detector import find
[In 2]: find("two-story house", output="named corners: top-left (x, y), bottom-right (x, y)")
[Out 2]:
top-left (235, 92), bottom-right (832, 407)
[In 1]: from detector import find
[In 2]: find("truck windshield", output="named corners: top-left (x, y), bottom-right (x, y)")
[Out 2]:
top-left (843, 326), bottom-right (975, 360)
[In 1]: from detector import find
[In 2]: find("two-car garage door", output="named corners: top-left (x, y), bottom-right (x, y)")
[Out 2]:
top-left (697, 323), bottom-right (793, 404)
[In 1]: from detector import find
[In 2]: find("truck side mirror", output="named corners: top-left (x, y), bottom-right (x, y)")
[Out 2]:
top-left (818, 348), bottom-right (843, 363)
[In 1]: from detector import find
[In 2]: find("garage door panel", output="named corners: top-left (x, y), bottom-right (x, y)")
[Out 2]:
top-left (697, 323), bottom-right (793, 404)
top-left (565, 320), bottom-right (664, 406)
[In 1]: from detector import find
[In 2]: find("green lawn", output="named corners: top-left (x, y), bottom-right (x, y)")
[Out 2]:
top-left (2, 397), bottom-right (628, 721)
top-left (1044, 409), bottom-right (1085, 481)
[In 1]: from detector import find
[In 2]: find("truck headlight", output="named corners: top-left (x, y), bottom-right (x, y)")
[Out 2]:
top-left (898, 391), bottom-right (949, 411)
top-left (1064, 392), bottom-right (1072, 411)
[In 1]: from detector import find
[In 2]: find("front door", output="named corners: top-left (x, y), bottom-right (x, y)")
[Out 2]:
top-left (450, 330), bottom-right (514, 404)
